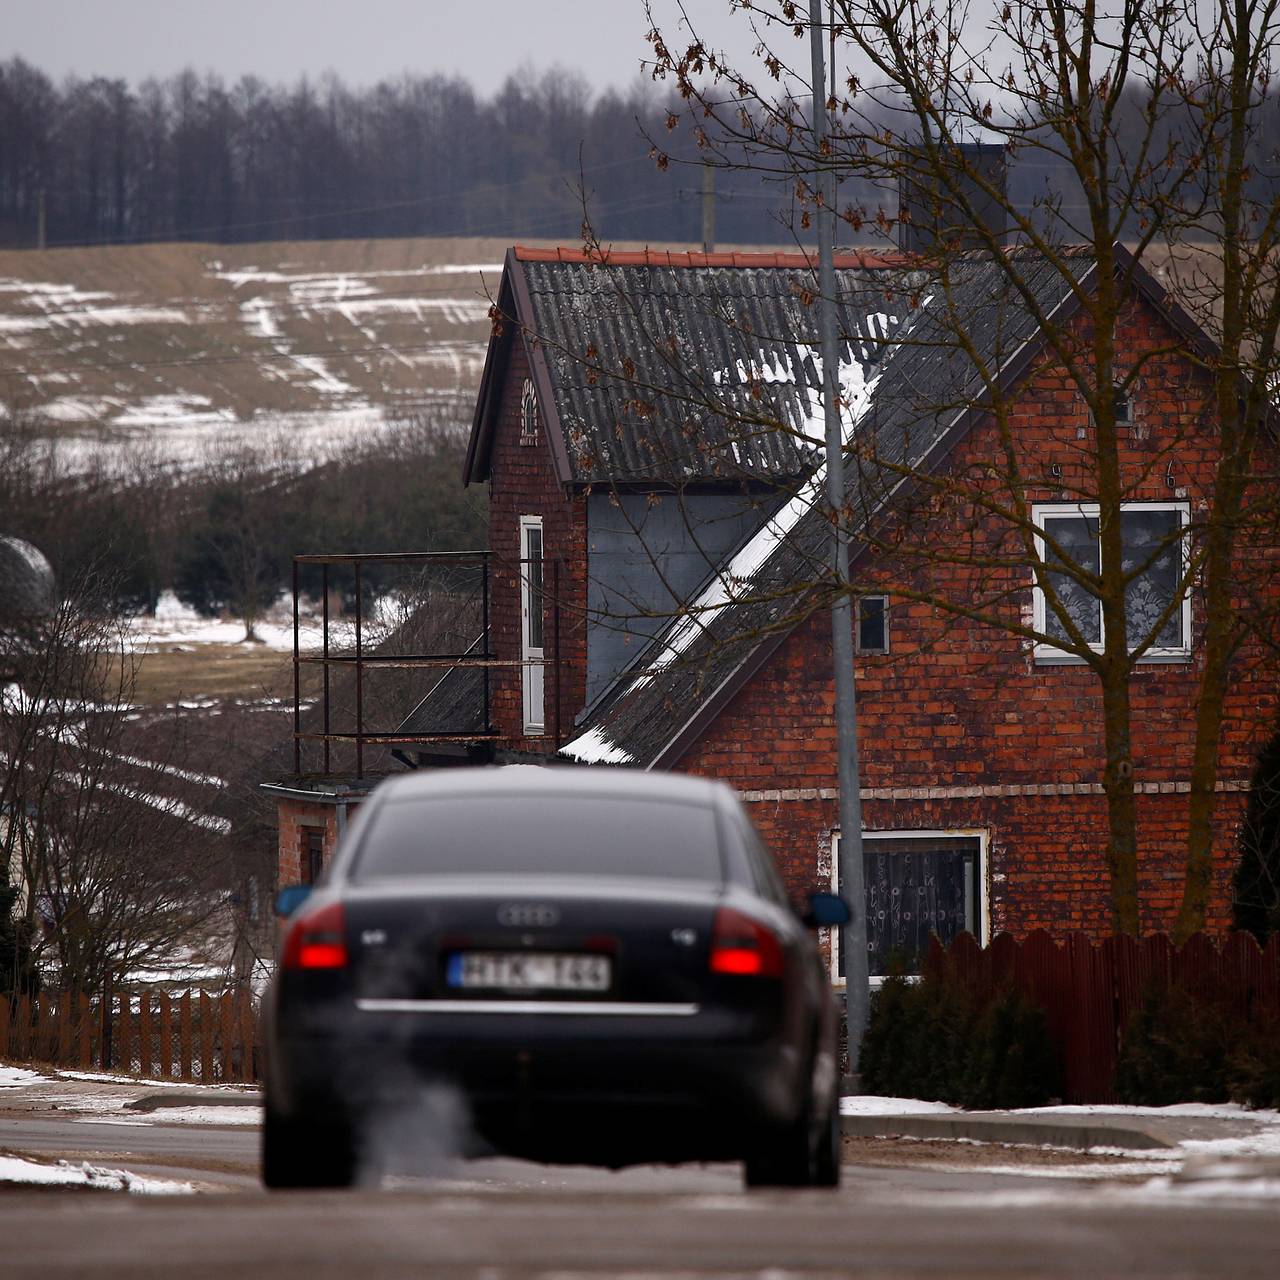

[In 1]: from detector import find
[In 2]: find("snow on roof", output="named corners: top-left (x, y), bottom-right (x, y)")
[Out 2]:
top-left (559, 724), bottom-right (635, 765)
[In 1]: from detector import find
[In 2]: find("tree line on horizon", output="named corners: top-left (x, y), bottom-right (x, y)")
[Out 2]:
top-left (0, 59), bottom-right (798, 250)
top-left (3, 57), bottom-right (1277, 254)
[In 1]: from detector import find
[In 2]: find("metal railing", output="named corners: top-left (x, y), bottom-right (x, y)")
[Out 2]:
top-left (291, 550), bottom-right (563, 777)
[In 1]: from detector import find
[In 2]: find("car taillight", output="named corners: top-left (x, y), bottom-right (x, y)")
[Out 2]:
top-left (709, 906), bottom-right (783, 978)
top-left (281, 901), bottom-right (348, 970)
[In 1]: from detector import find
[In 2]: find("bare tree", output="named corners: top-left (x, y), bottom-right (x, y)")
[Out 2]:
top-left (1, 569), bottom-right (231, 991)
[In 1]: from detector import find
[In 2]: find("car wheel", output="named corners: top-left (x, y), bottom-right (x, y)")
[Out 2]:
top-left (262, 1102), bottom-right (357, 1189)
top-left (744, 1085), bottom-right (840, 1189)
top-left (811, 1088), bottom-right (841, 1188)
top-left (743, 1109), bottom-right (812, 1188)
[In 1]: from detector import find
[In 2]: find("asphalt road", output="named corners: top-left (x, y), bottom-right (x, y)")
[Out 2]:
top-left (3, 1111), bottom-right (1278, 1278)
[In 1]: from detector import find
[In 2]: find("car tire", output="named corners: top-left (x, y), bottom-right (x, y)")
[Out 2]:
top-left (262, 1102), bottom-right (357, 1189)
top-left (744, 1085), bottom-right (840, 1189)
top-left (743, 1109), bottom-right (813, 1188)
top-left (812, 1088), bottom-right (841, 1188)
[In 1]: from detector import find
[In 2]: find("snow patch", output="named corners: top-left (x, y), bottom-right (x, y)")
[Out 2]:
top-left (559, 725), bottom-right (634, 765)
top-left (841, 1095), bottom-right (958, 1116)
top-left (0, 1154), bottom-right (194, 1194)
top-left (0, 1066), bottom-right (45, 1089)
top-left (111, 395), bottom-right (235, 429)
top-left (128, 1105), bottom-right (262, 1126)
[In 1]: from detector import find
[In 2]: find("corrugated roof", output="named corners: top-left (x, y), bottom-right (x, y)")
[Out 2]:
top-left (559, 248), bottom-right (1101, 768)
top-left (514, 254), bottom-right (931, 486)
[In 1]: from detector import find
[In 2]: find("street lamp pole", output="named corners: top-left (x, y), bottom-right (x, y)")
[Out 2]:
top-left (809, 2), bottom-right (870, 1078)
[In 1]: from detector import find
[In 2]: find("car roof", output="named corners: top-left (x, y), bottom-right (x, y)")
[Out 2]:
top-left (373, 765), bottom-right (735, 808)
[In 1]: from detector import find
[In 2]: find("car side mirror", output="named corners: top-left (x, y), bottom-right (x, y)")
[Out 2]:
top-left (275, 884), bottom-right (313, 918)
top-left (801, 892), bottom-right (852, 929)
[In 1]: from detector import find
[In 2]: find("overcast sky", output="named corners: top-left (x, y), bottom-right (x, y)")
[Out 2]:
top-left (3, 1), bottom-right (776, 97)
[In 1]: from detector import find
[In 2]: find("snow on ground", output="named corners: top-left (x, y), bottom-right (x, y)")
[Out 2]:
top-left (890, 1178), bottom-right (1280, 1210)
top-left (841, 1096), bottom-right (957, 1116)
top-left (843, 1095), bottom-right (1280, 1197)
top-left (0, 1154), bottom-right (193, 1194)
top-left (127, 587), bottom-right (407, 653)
top-left (128, 589), bottom-right (328, 651)
top-left (85, 1105), bottom-right (262, 1127)
top-left (49, 1070), bottom-right (252, 1089)
top-left (0, 1066), bottom-right (44, 1089)
top-left (1021, 1102), bottom-right (1280, 1122)
top-left (0, 246), bottom-right (494, 476)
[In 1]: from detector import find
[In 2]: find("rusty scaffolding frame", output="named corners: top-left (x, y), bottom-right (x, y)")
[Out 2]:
top-left (291, 550), bottom-right (562, 777)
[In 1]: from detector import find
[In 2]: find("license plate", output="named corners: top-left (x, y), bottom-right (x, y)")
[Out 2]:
top-left (446, 951), bottom-right (611, 993)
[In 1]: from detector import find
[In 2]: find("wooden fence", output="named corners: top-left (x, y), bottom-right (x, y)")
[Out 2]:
top-left (938, 930), bottom-right (1280, 1103)
top-left (0, 989), bottom-right (260, 1083)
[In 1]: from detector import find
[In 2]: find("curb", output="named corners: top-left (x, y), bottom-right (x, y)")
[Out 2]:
top-left (840, 1113), bottom-right (1174, 1151)
top-left (127, 1092), bottom-right (263, 1112)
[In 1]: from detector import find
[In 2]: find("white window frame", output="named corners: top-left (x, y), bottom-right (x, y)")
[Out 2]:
top-left (519, 515), bottom-right (545, 735)
top-left (1031, 501), bottom-right (1191, 665)
top-left (829, 828), bottom-right (989, 989)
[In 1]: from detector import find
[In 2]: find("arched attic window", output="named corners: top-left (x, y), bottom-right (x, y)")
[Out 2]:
top-left (519, 378), bottom-right (539, 446)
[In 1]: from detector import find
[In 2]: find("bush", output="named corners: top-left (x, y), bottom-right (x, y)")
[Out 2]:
top-left (1229, 1019), bottom-right (1280, 1110)
top-left (859, 954), bottom-right (1058, 1109)
top-left (961, 987), bottom-right (1061, 1109)
top-left (1234, 726), bottom-right (1280, 942)
top-left (1116, 983), bottom-right (1280, 1109)
top-left (1115, 985), bottom-right (1232, 1105)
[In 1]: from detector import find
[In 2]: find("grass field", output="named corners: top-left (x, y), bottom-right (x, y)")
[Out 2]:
top-left (128, 644), bottom-right (298, 706)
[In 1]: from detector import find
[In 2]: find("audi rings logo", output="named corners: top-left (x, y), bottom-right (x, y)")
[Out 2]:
top-left (497, 903), bottom-right (560, 928)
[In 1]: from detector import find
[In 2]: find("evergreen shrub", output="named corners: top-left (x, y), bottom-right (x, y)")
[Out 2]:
top-left (1233, 725), bottom-right (1280, 942)
top-left (1116, 983), bottom-right (1280, 1109)
top-left (859, 951), bottom-right (1059, 1108)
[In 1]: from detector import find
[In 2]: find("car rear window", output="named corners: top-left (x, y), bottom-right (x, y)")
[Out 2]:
top-left (351, 794), bottom-right (724, 882)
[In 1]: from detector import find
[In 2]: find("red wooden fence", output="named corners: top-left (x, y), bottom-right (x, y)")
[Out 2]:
top-left (0, 989), bottom-right (260, 1083)
top-left (935, 930), bottom-right (1280, 1102)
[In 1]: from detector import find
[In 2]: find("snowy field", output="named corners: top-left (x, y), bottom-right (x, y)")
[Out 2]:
top-left (126, 588), bottom-right (403, 653)
top-left (0, 237), bottom-right (511, 474)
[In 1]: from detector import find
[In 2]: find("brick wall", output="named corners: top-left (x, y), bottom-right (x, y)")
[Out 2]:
top-left (484, 334), bottom-right (588, 748)
top-left (678, 293), bottom-right (1279, 938)
top-left (274, 797), bottom-right (361, 887)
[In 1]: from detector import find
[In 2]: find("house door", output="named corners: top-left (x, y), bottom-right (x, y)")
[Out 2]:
top-left (833, 831), bottom-right (982, 979)
top-left (519, 516), bottom-right (544, 735)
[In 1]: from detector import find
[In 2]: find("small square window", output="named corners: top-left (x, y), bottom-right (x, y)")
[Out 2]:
top-left (857, 594), bottom-right (889, 654)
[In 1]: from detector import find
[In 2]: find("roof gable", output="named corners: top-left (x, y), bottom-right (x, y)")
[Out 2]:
top-left (464, 245), bottom-right (927, 489)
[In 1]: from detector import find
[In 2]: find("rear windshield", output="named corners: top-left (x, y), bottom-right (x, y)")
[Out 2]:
top-left (351, 794), bottom-right (724, 882)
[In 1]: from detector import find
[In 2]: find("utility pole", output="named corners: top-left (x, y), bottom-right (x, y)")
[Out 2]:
top-left (701, 162), bottom-right (716, 254)
top-left (37, 188), bottom-right (46, 251)
top-left (809, 3), bottom-right (870, 1078)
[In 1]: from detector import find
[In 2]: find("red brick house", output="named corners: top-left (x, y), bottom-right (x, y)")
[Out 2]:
top-left (267, 242), bottom-right (1278, 973)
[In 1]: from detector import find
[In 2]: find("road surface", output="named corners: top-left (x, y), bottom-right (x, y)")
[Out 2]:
top-left (2, 1106), bottom-right (1276, 1277)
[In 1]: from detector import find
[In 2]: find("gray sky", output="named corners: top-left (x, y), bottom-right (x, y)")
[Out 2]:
top-left (3, 0), bottom-right (774, 97)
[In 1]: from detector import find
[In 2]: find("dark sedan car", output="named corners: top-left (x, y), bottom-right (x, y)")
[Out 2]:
top-left (262, 766), bottom-right (850, 1189)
